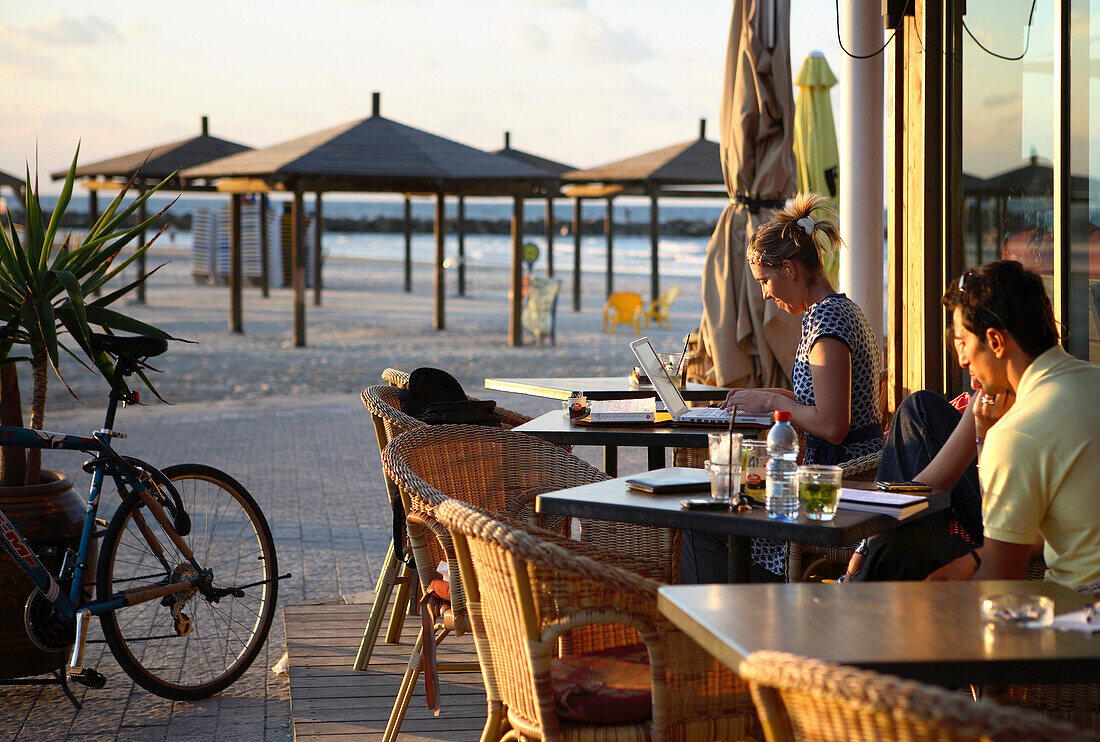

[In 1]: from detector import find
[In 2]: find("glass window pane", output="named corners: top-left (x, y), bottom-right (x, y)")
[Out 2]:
top-left (961, 0), bottom-right (1055, 289)
top-left (1068, 0), bottom-right (1098, 364)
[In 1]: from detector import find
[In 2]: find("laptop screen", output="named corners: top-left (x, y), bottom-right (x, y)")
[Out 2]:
top-left (630, 337), bottom-right (690, 418)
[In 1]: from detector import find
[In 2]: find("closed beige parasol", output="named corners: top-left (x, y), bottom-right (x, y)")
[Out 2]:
top-left (698, 0), bottom-right (802, 389)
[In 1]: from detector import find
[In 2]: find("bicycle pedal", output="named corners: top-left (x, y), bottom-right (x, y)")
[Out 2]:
top-left (67, 667), bottom-right (106, 689)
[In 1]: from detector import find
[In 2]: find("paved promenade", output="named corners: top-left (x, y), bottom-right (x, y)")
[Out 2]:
top-left (0, 388), bottom-right (649, 741)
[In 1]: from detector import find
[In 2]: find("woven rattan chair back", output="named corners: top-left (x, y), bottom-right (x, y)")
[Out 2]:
top-left (437, 497), bottom-right (758, 742)
top-left (380, 425), bottom-right (610, 741)
top-left (381, 367), bottom-right (410, 387)
top-left (740, 650), bottom-right (1096, 742)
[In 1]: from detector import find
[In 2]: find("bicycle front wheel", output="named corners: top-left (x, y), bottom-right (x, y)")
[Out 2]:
top-left (96, 463), bottom-right (278, 700)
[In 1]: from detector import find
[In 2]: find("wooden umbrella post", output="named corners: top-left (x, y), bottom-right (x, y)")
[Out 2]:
top-left (545, 197), bottom-right (554, 277)
top-left (572, 196), bottom-right (582, 311)
top-left (229, 193), bottom-right (243, 333)
top-left (259, 193), bottom-right (270, 298)
top-left (605, 196), bottom-right (614, 298)
top-left (313, 191), bottom-right (323, 306)
top-left (457, 196), bottom-right (467, 297)
top-left (649, 191), bottom-right (660, 302)
top-left (292, 186), bottom-right (307, 347)
top-left (403, 196), bottom-right (412, 293)
top-left (509, 195), bottom-right (524, 347)
top-left (434, 190), bottom-right (445, 330)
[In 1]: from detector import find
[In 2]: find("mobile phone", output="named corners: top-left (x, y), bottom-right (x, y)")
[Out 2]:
top-left (875, 481), bottom-right (932, 493)
top-left (680, 497), bottom-right (730, 510)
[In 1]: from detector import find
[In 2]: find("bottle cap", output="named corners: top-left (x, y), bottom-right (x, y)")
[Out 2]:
top-left (773, 410), bottom-right (791, 422)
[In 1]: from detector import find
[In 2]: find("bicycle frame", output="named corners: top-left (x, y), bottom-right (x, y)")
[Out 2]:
top-left (0, 354), bottom-right (206, 625)
top-left (0, 424), bottom-right (205, 622)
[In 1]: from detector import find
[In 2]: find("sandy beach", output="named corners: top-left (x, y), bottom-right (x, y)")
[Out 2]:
top-left (39, 243), bottom-right (708, 416)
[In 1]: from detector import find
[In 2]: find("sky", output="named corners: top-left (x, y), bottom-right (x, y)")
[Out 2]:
top-left (2, 0), bottom-right (854, 193)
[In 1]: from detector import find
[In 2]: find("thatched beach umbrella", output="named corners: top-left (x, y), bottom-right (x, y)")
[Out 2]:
top-left (697, 0), bottom-right (802, 389)
top-left (563, 121), bottom-right (725, 308)
top-left (49, 117), bottom-right (252, 304)
top-left (183, 94), bottom-right (554, 347)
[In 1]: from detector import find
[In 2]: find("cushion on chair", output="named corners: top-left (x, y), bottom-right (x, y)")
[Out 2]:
top-left (550, 643), bottom-right (652, 724)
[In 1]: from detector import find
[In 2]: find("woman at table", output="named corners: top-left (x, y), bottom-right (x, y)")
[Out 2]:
top-left (685, 193), bottom-right (884, 582)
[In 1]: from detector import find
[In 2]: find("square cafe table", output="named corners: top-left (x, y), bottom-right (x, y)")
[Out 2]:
top-left (657, 580), bottom-right (1100, 686)
top-left (485, 376), bottom-right (730, 402)
top-left (535, 470), bottom-right (949, 582)
top-left (513, 410), bottom-right (765, 475)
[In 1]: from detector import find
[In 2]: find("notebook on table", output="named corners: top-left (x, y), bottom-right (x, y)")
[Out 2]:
top-left (629, 337), bottom-right (772, 427)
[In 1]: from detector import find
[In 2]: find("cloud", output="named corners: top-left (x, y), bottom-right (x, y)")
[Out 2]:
top-left (563, 14), bottom-right (654, 64)
top-left (9, 14), bottom-right (122, 46)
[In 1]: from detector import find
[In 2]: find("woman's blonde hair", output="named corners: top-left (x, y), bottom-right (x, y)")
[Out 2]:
top-left (746, 193), bottom-right (842, 272)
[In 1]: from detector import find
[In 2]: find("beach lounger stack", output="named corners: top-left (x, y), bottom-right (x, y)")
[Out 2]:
top-left (265, 208), bottom-right (283, 288)
top-left (240, 201), bottom-right (263, 285)
top-left (191, 209), bottom-right (217, 284)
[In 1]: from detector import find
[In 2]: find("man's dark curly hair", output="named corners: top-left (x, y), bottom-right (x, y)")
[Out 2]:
top-left (941, 260), bottom-right (1059, 358)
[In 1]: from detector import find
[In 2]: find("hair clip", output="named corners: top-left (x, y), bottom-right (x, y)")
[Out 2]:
top-left (796, 216), bottom-right (815, 236)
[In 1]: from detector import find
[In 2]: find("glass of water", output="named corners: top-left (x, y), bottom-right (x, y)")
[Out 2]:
top-left (705, 459), bottom-right (740, 503)
top-left (708, 431), bottom-right (742, 467)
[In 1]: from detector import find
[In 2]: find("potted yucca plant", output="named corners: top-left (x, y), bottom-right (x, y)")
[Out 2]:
top-left (0, 146), bottom-right (177, 487)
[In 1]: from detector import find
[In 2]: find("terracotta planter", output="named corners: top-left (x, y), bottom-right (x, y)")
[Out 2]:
top-left (0, 471), bottom-right (87, 678)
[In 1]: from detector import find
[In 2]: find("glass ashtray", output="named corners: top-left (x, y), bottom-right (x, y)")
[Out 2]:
top-left (980, 594), bottom-right (1054, 628)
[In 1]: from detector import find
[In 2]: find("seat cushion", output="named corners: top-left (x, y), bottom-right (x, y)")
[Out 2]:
top-left (549, 644), bottom-right (651, 725)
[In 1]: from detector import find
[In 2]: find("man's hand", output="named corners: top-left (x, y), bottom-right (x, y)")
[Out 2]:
top-left (925, 552), bottom-right (980, 581)
top-left (973, 389), bottom-right (1016, 441)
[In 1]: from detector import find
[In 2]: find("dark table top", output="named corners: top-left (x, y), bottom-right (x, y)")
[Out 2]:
top-left (535, 469), bottom-right (949, 547)
top-left (514, 411), bottom-right (767, 449)
top-left (658, 581), bottom-right (1099, 686)
top-left (485, 376), bottom-right (730, 402)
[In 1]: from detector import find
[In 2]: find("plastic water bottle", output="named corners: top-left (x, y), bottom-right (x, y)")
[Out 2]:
top-left (765, 410), bottom-right (800, 520)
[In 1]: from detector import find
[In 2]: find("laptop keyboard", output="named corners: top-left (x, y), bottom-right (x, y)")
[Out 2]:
top-left (680, 406), bottom-right (730, 422)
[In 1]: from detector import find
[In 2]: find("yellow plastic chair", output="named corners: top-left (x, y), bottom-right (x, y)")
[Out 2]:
top-left (602, 292), bottom-right (644, 335)
top-left (645, 285), bottom-right (681, 329)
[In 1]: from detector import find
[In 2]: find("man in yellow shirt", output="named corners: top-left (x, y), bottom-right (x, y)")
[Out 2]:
top-left (920, 261), bottom-right (1100, 587)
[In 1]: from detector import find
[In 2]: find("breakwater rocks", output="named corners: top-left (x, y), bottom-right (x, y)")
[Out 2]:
top-left (13, 211), bottom-right (718, 238)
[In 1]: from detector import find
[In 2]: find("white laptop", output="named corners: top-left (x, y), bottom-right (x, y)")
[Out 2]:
top-left (630, 337), bottom-right (772, 427)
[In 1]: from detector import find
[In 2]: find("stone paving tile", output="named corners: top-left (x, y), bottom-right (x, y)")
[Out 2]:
top-left (0, 389), bottom-right (648, 741)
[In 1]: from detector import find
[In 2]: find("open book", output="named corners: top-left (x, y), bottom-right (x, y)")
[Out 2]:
top-left (838, 487), bottom-right (929, 519)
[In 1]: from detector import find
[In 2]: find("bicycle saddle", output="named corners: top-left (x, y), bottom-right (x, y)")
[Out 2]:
top-left (90, 334), bottom-right (168, 360)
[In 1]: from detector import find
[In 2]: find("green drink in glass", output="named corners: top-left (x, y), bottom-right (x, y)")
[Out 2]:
top-left (797, 465), bottom-right (842, 521)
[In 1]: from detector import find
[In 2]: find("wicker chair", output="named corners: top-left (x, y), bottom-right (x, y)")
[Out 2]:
top-left (436, 497), bottom-right (758, 742)
top-left (353, 383), bottom-right (535, 673)
top-left (380, 424), bottom-right (683, 741)
top-left (740, 650), bottom-right (1096, 742)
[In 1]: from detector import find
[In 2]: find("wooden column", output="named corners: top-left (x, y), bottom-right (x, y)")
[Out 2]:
top-left (545, 197), bottom-right (554, 277)
top-left (457, 196), bottom-right (467, 297)
top-left (313, 192), bottom-right (323, 306)
top-left (135, 189), bottom-right (147, 304)
top-left (605, 196), bottom-right (614, 297)
top-left (509, 196), bottom-right (524, 347)
top-left (572, 196), bottom-right (582, 311)
top-left (292, 187), bottom-right (307, 347)
top-left (649, 192), bottom-right (660, 302)
top-left (229, 193), bottom-right (243, 333)
top-left (403, 196), bottom-right (412, 292)
top-left (259, 193), bottom-right (270, 298)
top-left (433, 191), bottom-right (445, 330)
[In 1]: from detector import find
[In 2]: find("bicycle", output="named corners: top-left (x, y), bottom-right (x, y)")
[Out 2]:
top-left (0, 333), bottom-right (287, 705)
